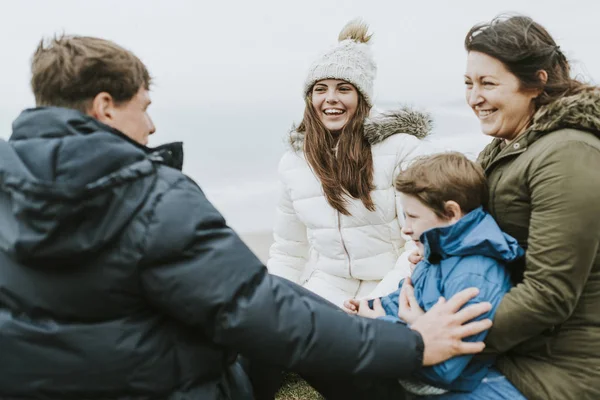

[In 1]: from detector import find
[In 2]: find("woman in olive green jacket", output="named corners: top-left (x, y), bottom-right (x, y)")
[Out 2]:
top-left (405, 15), bottom-right (600, 400)
top-left (464, 16), bottom-right (600, 400)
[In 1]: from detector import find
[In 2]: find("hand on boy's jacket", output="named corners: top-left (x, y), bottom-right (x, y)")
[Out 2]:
top-left (408, 249), bottom-right (423, 271)
top-left (398, 277), bottom-right (425, 324)
top-left (411, 288), bottom-right (493, 366)
top-left (342, 298), bottom-right (387, 318)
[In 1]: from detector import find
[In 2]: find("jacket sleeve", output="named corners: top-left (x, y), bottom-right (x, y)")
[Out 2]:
top-left (375, 137), bottom-right (439, 299)
top-left (266, 179), bottom-right (308, 284)
top-left (367, 245), bottom-right (414, 299)
top-left (138, 177), bottom-right (425, 378)
top-left (415, 272), bottom-right (504, 387)
top-left (486, 140), bottom-right (600, 352)
top-left (369, 167), bottom-right (410, 298)
top-left (394, 134), bottom-right (441, 176)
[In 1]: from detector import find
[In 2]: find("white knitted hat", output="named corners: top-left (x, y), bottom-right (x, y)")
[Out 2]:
top-left (304, 19), bottom-right (376, 106)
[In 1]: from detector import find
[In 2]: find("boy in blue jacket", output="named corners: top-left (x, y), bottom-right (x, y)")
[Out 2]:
top-left (344, 152), bottom-right (526, 398)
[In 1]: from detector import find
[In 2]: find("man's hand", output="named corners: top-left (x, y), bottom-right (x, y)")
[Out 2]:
top-left (357, 298), bottom-right (386, 319)
top-left (410, 288), bottom-right (492, 366)
top-left (342, 299), bottom-right (360, 314)
top-left (397, 277), bottom-right (424, 324)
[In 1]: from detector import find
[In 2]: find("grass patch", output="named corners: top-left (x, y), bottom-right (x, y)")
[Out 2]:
top-left (275, 373), bottom-right (323, 400)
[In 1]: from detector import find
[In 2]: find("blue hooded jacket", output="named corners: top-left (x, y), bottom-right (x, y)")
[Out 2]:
top-left (378, 206), bottom-right (524, 392)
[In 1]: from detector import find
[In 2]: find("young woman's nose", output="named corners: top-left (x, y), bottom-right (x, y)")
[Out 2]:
top-left (326, 90), bottom-right (339, 104)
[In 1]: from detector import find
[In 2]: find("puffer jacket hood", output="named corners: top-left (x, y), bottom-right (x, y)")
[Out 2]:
top-left (421, 206), bottom-right (524, 263)
top-left (288, 107), bottom-right (433, 151)
top-left (0, 107), bottom-right (183, 264)
top-left (528, 88), bottom-right (600, 137)
top-left (480, 89), bottom-right (600, 170)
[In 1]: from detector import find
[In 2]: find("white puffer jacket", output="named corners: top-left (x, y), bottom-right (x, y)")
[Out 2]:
top-left (267, 109), bottom-right (435, 307)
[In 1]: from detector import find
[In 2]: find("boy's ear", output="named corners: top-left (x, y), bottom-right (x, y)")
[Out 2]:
top-left (444, 201), bottom-right (463, 224)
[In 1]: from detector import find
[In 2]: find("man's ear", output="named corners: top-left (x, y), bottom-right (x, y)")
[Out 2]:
top-left (86, 92), bottom-right (116, 124)
top-left (444, 201), bottom-right (463, 224)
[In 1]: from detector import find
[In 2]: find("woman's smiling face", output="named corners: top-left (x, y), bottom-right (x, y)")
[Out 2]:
top-left (465, 51), bottom-right (539, 141)
top-left (311, 79), bottom-right (358, 133)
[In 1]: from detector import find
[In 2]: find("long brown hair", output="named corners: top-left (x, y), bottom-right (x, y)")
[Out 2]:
top-left (296, 90), bottom-right (374, 216)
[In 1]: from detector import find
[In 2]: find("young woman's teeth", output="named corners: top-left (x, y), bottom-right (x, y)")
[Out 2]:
top-left (479, 110), bottom-right (495, 117)
top-left (324, 109), bottom-right (344, 115)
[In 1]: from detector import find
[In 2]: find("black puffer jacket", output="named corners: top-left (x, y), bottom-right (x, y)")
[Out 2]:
top-left (0, 108), bottom-right (424, 399)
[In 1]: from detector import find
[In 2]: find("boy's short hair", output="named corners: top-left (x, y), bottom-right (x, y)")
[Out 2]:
top-left (31, 35), bottom-right (151, 112)
top-left (395, 152), bottom-right (488, 219)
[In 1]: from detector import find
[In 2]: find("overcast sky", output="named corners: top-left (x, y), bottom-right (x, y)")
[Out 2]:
top-left (0, 0), bottom-right (598, 144)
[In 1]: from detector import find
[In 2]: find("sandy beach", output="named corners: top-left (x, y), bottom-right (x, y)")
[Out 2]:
top-left (240, 231), bottom-right (273, 264)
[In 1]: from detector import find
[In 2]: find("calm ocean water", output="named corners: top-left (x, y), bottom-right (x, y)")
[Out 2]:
top-left (0, 103), bottom-right (491, 234)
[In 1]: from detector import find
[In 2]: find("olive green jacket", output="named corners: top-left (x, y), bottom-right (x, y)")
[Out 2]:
top-left (478, 89), bottom-right (600, 400)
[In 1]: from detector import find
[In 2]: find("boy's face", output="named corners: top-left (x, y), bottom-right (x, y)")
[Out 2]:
top-left (109, 87), bottom-right (156, 146)
top-left (399, 194), bottom-right (453, 252)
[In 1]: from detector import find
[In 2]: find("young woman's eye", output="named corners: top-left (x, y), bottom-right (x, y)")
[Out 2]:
top-left (464, 81), bottom-right (473, 87)
top-left (482, 81), bottom-right (495, 86)
top-left (339, 87), bottom-right (351, 92)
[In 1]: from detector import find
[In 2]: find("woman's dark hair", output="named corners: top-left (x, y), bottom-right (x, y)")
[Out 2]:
top-left (465, 15), bottom-right (590, 107)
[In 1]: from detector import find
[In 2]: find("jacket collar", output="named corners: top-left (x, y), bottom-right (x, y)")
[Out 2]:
top-left (1, 107), bottom-right (185, 264)
top-left (419, 206), bottom-right (524, 263)
top-left (11, 107), bottom-right (184, 171)
top-left (288, 106), bottom-right (432, 152)
top-left (479, 89), bottom-right (600, 171)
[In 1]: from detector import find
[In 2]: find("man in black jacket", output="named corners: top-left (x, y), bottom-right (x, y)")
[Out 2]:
top-left (0, 35), bottom-right (492, 400)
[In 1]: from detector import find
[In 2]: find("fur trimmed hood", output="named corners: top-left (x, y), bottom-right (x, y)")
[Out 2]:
top-left (289, 107), bottom-right (432, 152)
top-left (529, 88), bottom-right (600, 137)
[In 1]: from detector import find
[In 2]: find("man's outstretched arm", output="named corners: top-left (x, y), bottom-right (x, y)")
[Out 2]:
top-left (139, 176), bottom-right (491, 378)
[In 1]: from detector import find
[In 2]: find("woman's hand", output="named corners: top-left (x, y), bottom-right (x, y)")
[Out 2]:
top-left (342, 299), bottom-right (360, 314)
top-left (398, 277), bottom-right (425, 324)
top-left (357, 298), bottom-right (386, 319)
top-left (408, 248), bottom-right (423, 274)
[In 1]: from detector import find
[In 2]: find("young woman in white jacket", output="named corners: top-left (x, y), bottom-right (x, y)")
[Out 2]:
top-left (267, 20), bottom-right (434, 307)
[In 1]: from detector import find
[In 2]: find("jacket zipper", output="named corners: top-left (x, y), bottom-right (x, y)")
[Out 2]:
top-left (337, 211), bottom-right (353, 278)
